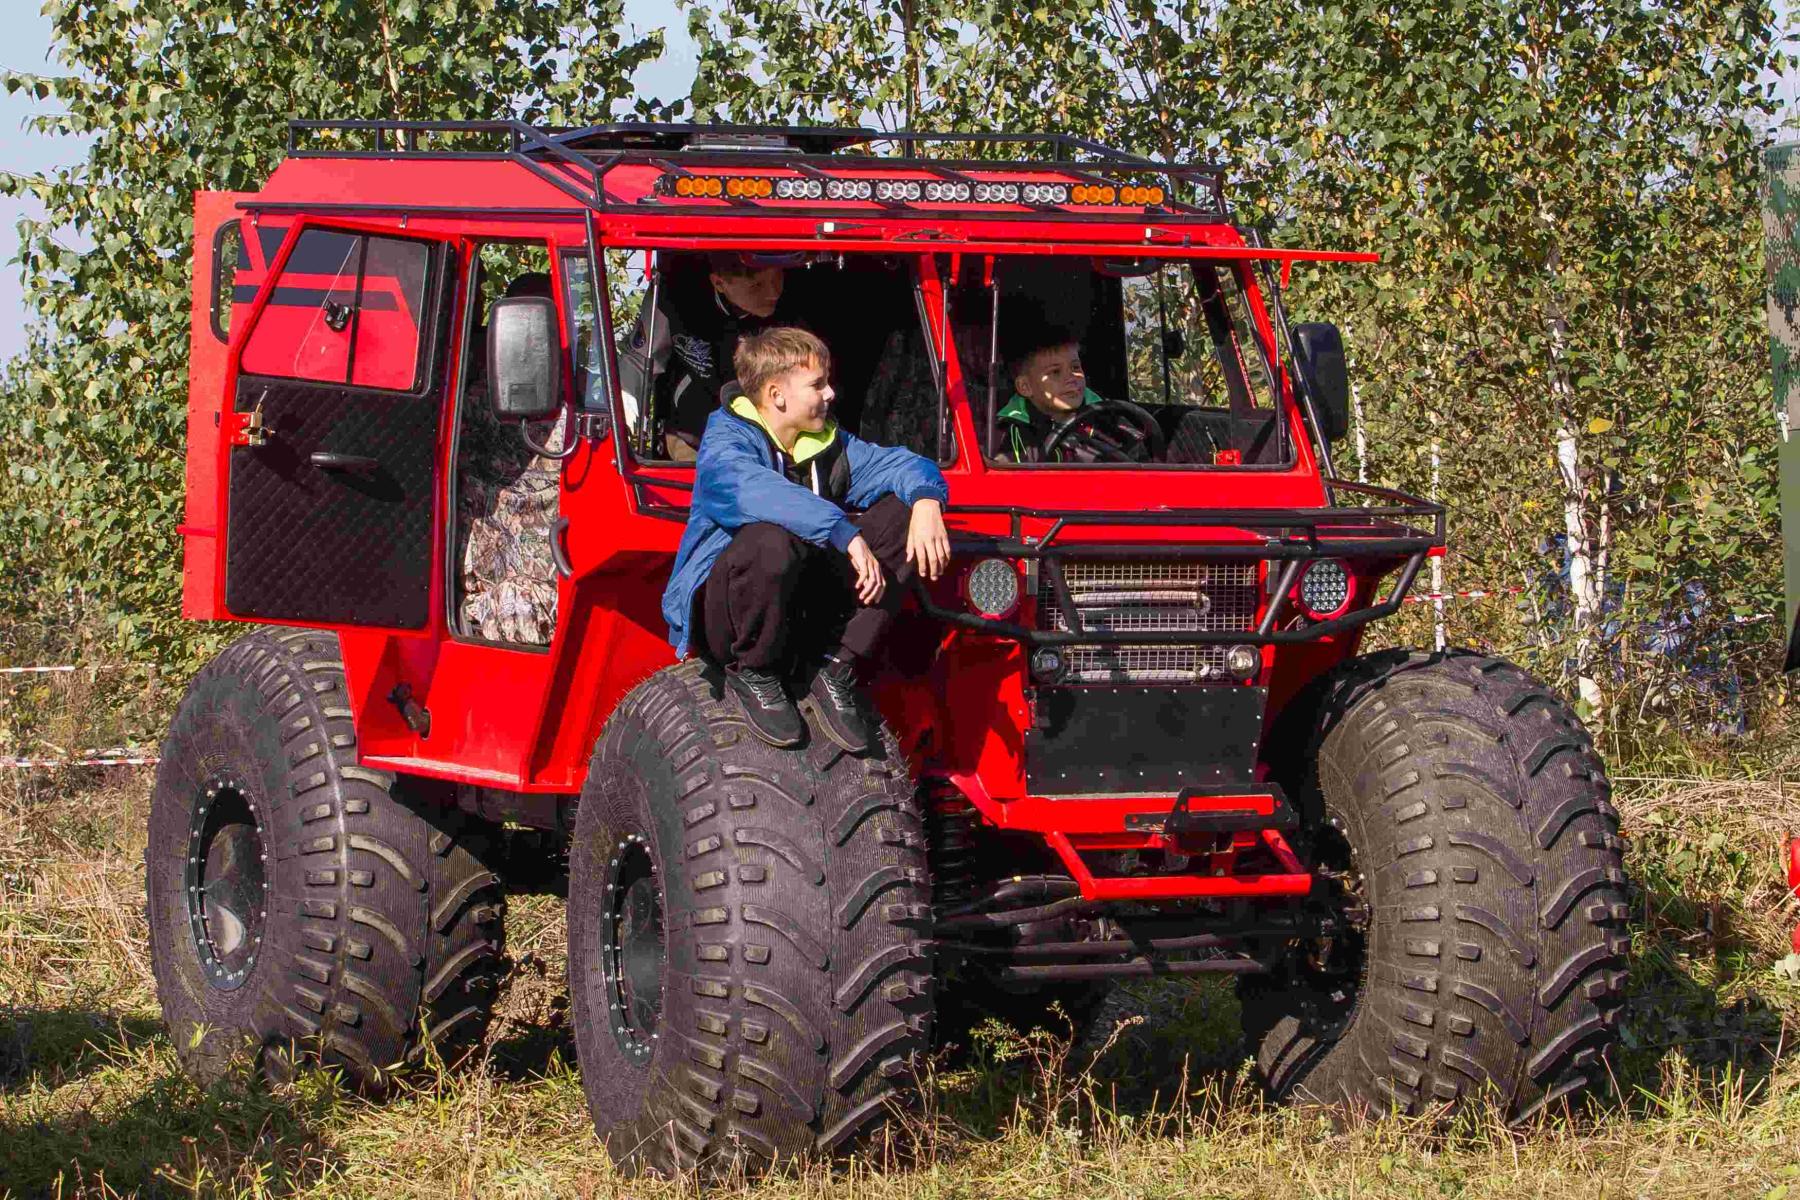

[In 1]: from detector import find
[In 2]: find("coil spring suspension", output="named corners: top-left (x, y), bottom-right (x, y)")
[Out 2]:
top-left (925, 783), bottom-right (977, 908)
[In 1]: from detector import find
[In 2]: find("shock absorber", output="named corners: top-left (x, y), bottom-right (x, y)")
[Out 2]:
top-left (924, 781), bottom-right (977, 908)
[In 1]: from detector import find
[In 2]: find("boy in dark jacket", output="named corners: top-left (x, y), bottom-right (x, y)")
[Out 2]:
top-left (661, 327), bottom-right (951, 752)
top-left (995, 333), bottom-right (1104, 462)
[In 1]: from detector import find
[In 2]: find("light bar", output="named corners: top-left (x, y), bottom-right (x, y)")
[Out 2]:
top-left (657, 173), bottom-right (1168, 208)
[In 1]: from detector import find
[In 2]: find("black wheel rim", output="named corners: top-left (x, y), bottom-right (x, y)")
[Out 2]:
top-left (183, 776), bottom-right (267, 991)
top-left (1295, 813), bottom-right (1372, 1032)
top-left (601, 833), bottom-right (664, 1061)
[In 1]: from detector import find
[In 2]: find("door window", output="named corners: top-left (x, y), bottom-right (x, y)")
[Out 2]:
top-left (239, 228), bottom-right (431, 392)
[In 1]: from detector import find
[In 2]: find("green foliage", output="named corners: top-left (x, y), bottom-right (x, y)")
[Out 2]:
top-left (0, 1), bottom-right (661, 670)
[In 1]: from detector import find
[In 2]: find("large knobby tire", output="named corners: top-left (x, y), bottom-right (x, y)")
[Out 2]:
top-left (147, 628), bottom-right (506, 1087)
top-left (568, 660), bottom-right (933, 1177)
top-left (1241, 650), bottom-right (1629, 1121)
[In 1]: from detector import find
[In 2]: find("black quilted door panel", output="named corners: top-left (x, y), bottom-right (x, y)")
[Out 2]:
top-left (224, 376), bottom-right (442, 627)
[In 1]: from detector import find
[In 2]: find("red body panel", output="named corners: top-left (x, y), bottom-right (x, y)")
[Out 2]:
top-left (184, 146), bottom-right (1416, 903)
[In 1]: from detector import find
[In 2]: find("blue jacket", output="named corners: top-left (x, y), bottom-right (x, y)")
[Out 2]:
top-left (661, 400), bottom-right (950, 657)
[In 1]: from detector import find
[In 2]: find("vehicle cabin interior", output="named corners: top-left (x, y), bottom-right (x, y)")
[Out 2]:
top-left (616, 251), bottom-right (1288, 469)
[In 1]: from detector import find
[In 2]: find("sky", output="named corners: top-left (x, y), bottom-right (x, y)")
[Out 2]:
top-left (0, 3), bottom-right (1794, 366)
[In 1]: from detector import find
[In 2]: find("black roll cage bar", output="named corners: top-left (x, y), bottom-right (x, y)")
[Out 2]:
top-left (284, 119), bottom-right (1230, 223)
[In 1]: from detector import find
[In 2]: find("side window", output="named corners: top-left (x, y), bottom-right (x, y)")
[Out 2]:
top-left (209, 219), bottom-right (246, 342)
top-left (559, 249), bottom-right (611, 412)
top-left (353, 236), bottom-right (430, 390)
top-left (239, 228), bottom-right (431, 391)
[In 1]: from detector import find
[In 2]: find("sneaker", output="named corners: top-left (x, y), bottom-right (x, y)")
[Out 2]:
top-left (726, 666), bottom-right (804, 748)
top-left (806, 654), bottom-right (875, 754)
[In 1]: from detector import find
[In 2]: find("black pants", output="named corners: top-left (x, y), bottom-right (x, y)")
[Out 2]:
top-left (698, 495), bottom-right (914, 672)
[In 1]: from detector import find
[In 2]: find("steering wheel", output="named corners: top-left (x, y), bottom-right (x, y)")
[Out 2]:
top-left (1040, 398), bottom-right (1167, 464)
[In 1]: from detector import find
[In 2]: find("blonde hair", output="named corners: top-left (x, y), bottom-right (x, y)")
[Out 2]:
top-left (735, 326), bottom-right (830, 401)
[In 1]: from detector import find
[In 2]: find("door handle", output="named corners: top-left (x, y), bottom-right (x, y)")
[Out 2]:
top-left (551, 517), bottom-right (574, 578)
top-left (309, 451), bottom-right (379, 473)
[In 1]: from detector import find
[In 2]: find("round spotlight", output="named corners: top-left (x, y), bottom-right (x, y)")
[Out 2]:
top-left (875, 180), bottom-right (894, 200)
top-left (775, 178), bottom-right (796, 198)
top-left (1030, 647), bottom-right (1067, 684)
top-left (964, 558), bottom-right (1020, 619)
top-left (1023, 183), bottom-right (1041, 202)
top-left (901, 180), bottom-right (921, 200)
top-left (925, 182), bottom-right (942, 200)
top-left (1298, 559), bottom-right (1352, 619)
top-left (951, 182), bottom-right (971, 201)
top-left (851, 180), bottom-right (873, 200)
top-left (1044, 183), bottom-right (1069, 203)
top-left (974, 183), bottom-right (992, 201)
top-left (1225, 644), bottom-right (1260, 681)
top-left (998, 183), bottom-right (1020, 202)
top-left (803, 179), bottom-right (823, 199)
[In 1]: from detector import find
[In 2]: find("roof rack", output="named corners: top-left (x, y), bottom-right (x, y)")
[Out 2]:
top-left (284, 119), bottom-right (1231, 222)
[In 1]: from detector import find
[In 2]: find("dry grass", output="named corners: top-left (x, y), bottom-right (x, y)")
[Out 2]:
top-left (4, 705), bottom-right (1800, 1196)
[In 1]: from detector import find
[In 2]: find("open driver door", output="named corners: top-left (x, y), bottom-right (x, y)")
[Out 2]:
top-left (202, 210), bottom-right (457, 630)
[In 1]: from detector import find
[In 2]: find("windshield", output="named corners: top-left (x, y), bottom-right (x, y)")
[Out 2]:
top-left (972, 257), bottom-right (1287, 467)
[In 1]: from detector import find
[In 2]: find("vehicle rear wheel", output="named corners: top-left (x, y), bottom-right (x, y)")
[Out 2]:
top-left (146, 628), bottom-right (506, 1088)
top-left (1240, 650), bottom-right (1629, 1120)
top-left (568, 659), bottom-right (933, 1177)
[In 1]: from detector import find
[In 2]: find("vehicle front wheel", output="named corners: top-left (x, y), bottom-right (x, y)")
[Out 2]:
top-left (568, 659), bottom-right (934, 1177)
top-left (1241, 651), bottom-right (1629, 1120)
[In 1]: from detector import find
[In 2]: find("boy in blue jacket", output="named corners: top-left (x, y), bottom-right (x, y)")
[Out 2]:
top-left (661, 326), bottom-right (951, 752)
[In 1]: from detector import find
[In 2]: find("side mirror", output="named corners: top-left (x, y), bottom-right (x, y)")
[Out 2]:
top-left (487, 297), bottom-right (562, 421)
top-left (1289, 322), bottom-right (1350, 442)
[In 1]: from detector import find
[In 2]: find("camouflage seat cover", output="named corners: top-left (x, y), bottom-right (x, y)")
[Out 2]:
top-left (455, 381), bottom-right (565, 645)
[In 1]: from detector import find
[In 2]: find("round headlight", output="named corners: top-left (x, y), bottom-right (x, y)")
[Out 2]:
top-left (1225, 644), bottom-right (1260, 680)
top-left (1030, 647), bottom-right (1067, 683)
top-left (965, 557), bottom-right (1020, 619)
top-left (1298, 559), bottom-right (1351, 618)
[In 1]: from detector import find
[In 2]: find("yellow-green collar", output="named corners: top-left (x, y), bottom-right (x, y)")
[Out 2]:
top-left (730, 395), bottom-right (838, 464)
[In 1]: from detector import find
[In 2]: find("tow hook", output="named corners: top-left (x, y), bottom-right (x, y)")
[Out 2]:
top-left (388, 682), bottom-right (431, 737)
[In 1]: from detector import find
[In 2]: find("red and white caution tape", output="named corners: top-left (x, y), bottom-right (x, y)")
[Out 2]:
top-left (1402, 586), bottom-right (1528, 606)
top-left (0, 663), bottom-right (152, 676)
top-left (0, 749), bottom-right (160, 770)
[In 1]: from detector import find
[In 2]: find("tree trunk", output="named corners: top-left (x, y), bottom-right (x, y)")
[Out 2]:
top-left (1555, 418), bottom-right (1605, 721)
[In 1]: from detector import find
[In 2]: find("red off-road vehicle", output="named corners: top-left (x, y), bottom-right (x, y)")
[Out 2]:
top-left (149, 120), bottom-right (1629, 1173)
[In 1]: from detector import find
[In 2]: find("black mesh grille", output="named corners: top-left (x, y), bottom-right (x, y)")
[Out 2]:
top-left (1038, 560), bottom-right (1258, 683)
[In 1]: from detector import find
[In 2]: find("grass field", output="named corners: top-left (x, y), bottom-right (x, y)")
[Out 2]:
top-left (4, 665), bottom-right (1800, 1197)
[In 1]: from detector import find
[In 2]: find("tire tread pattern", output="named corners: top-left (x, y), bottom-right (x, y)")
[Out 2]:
top-left (569, 660), bottom-right (931, 1176)
top-left (1241, 650), bottom-right (1628, 1120)
top-left (148, 629), bottom-right (505, 1087)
